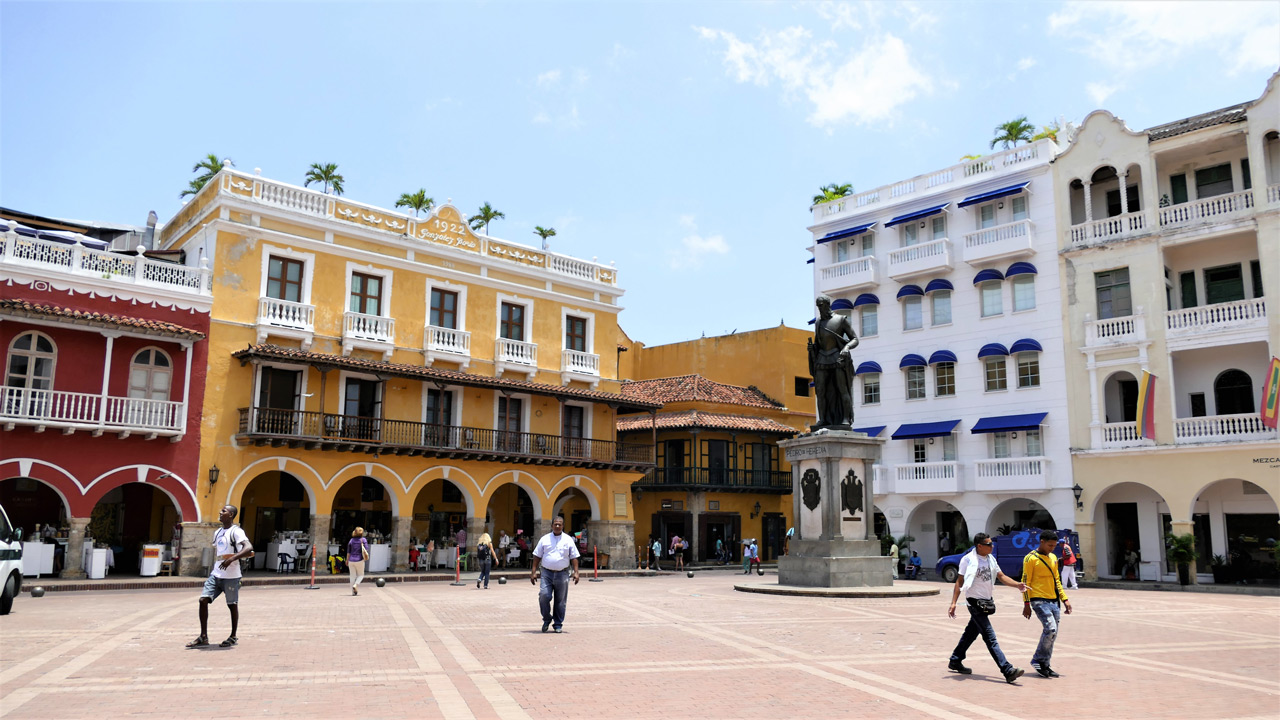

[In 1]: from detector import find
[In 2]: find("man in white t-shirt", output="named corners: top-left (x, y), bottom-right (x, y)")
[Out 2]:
top-left (498, 530), bottom-right (511, 568)
top-left (530, 516), bottom-right (581, 633)
top-left (187, 505), bottom-right (254, 649)
top-left (946, 533), bottom-right (1030, 683)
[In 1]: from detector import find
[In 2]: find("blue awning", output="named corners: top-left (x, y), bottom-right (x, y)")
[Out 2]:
top-left (830, 298), bottom-right (854, 311)
top-left (973, 268), bottom-right (1004, 284)
top-left (896, 285), bottom-right (924, 299)
top-left (957, 181), bottom-right (1031, 208)
top-left (853, 293), bottom-right (879, 307)
top-left (855, 361), bottom-right (882, 375)
top-left (971, 412), bottom-right (1048, 434)
top-left (1006, 261), bottom-right (1037, 277)
top-left (885, 203), bottom-right (949, 228)
top-left (806, 257), bottom-right (814, 264)
top-left (819, 222), bottom-right (876, 244)
top-left (929, 350), bottom-right (957, 364)
top-left (1009, 338), bottom-right (1042, 354)
top-left (852, 425), bottom-right (886, 437)
top-left (978, 343), bottom-right (1009, 358)
top-left (807, 318), bottom-right (815, 325)
top-left (900, 353), bottom-right (927, 368)
top-left (924, 278), bottom-right (954, 293)
top-left (891, 419), bottom-right (962, 439)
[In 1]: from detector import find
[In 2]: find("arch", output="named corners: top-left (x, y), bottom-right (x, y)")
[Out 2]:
top-left (226, 457), bottom-right (324, 511)
top-left (481, 469), bottom-right (546, 518)
top-left (1213, 368), bottom-right (1255, 415)
top-left (1103, 370), bottom-right (1139, 424)
top-left (327, 462), bottom-right (405, 515)
top-left (87, 480), bottom-right (183, 573)
top-left (988, 497), bottom-right (1060, 533)
top-left (84, 465), bottom-right (198, 522)
top-left (905, 499), bottom-right (969, 567)
top-left (1089, 480), bottom-right (1174, 579)
top-left (234, 470), bottom-right (314, 549)
top-left (549, 478), bottom-right (602, 522)
top-left (407, 465), bottom-right (480, 516)
top-left (0, 475), bottom-right (72, 527)
top-left (0, 458), bottom-right (83, 515)
top-left (1186, 477), bottom-right (1280, 524)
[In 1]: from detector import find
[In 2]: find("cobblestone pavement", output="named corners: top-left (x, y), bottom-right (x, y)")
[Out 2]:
top-left (2, 573), bottom-right (1277, 719)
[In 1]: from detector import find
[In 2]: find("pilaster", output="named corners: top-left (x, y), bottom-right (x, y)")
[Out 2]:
top-left (178, 521), bottom-right (218, 577)
top-left (391, 515), bottom-right (413, 572)
top-left (59, 517), bottom-right (90, 579)
top-left (585, 520), bottom-right (636, 569)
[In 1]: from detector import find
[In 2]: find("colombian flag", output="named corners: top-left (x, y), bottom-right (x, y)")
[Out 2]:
top-left (1136, 370), bottom-right (1157, 440)
top-left (1262, 356), bottom-right (1280, 430)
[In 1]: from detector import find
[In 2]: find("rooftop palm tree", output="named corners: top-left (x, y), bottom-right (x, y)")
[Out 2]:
top-left (468, 202), bottom-right (504, 235)
top-left (812, 183), bottom-right (853, 205)
top-left (179, 153), bottom-right (233, 198)
top-left (395, 189), bottom-right (434, 217)
top-left (990, 116), bottom-right (1035, 149)
top-left (533, 225), bottom-right (556, 250)
top-left (1030, 120), bottom-right (1061, 143)
top-left (304, 162), bottom-right (345, 195)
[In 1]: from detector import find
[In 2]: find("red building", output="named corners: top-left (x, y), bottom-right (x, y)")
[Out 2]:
top-left (0, 209), bottom-right (212, 577)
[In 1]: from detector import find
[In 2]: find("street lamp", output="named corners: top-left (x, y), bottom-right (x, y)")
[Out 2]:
top-left (208, 464), bottom-right (220, 486)
top-left (1072, 483), bottom-right (1083, 510)
top-left (751, 501), bottom-right (761, 519)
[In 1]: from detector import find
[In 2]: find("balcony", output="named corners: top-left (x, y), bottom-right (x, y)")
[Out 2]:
top-left (1096, 421), bottom-right (1152, 449)
top-left (1158, 190), bottom-right (1253, 231)
top-left (342, 311), bottom-right (395, 359)
top-left (973, 457), bottom-right (1049, 492)
top-left (818, 256), bottom-right (878, 294)
top-left (633, 467), bottom-right (792, 493)
top-left (962, 220), bottom-right (1035, 265)
top-left (0, 231), bottom-right (211, 296)
top-left (495, 337), bottom-right (537, 377)
top-left (1174, 414), bottom-right (1277, 445)
top-left (424, 325), bottom-right (471, 368)
top-left (1268, 184), bottom-right (1280, 206)
top-left (1165, 298), bottom-right (1267, 350)
top-left (893, 461), bottom-right (961, 494)
top-left (561, 349), bottom-right (601, 388)
top-left (885, 238), bottom-right (953, 280)
top-left (1, 387), bottom-right (184, 440)
top-left (873, 464), bottom-right (893, 495)
top-left (1065, 211), bottom-right (1147, 246)
top-left (256, 297), bottom-right (316, 349)
top-left (1083, 312), bottom-right (1147, 349)
top-left (236, 407), bottom-right (653, 470)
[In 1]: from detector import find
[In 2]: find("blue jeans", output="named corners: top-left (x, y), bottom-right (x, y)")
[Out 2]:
top-left (478, 559), bottom-right (492, 588)
top-left (538, 567), bottom-right (571, 628)
top-left (951, 600), bottom-right (1012, 673)
top-left (1030, 599), bottom-right (1061, 666)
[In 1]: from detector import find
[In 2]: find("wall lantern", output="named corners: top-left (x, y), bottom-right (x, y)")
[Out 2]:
top-left (1072, 483), bottom-right (1084, 510)
top-left (751, 501), bottom-right (762, 519)
top-left (208, 464), bottom-right (220, 485)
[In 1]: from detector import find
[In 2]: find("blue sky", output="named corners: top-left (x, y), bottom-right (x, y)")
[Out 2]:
top-left (3, 1), bottom-right (1277, 346)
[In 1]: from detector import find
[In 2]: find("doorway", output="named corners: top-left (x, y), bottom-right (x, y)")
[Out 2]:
top-left (762, 513), bottom-right (785, 561)
top-left (1105, 502), bottom-right (1139, 577)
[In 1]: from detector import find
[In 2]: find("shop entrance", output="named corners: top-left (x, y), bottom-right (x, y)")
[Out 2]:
top-left (761, 512), bottom-right (785, 561)
top-left (331, 477), bottom-right (392, 545)
top-left (0, 477), bottom-right (70, 574)
top-left (698, 512), bottom-right (740, 563)
top-left (87, 484), bottom-right (180, 575)
top-left (1105, 503), bottom-right (1140, 577)
top-left (240, 471), bottom-right (312, 571)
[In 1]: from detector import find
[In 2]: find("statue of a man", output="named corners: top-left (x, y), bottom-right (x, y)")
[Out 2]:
top-left (808, 294), bottom-right (858, 430)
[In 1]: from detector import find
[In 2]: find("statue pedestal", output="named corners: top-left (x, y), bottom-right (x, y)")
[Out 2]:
top-left (777, 430), bottom-right (892, 588)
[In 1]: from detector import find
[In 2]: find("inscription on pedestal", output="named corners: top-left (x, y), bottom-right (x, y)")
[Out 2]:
top-left (786, 444), bottom-right (832, 461)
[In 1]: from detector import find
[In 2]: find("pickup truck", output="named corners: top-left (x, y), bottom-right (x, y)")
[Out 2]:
top-left (934, 528), bottom-right (1082, 584)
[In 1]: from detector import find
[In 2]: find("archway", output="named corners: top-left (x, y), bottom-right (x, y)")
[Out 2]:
top-left (551, 487), bottom-right (594, 536)
top-left (411, 477), bottom-right (474, 551)
top-left (988, 498), bottom-right (1057, 535)
top-left (0, 477), bottom-right (71, 575)
top-left (485, 483), bottom-right (536, 567)
top-left (1190, 479), bottom-right (1278, 585)
top-left (87, 483), bottom-right (180, 575)
top-left (330, 476), bottom-right (394, 549)
top-left (1090, 481), bottom-right (1170, 580)
top-left (1213, 369), bottom-right (1255, 415)
top-left (1103, 370), bottom-right (1138, 423)
top-left (238, 471), bottom-right (312, 572)
top-left (906, 499), bottom-right (968, 568)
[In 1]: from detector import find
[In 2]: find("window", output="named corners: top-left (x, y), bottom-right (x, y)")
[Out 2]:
top-left (931, 216), bottom-right (946, 240)
top-left (425, 387), bottom-right (453, 445)
top-left (835, 241), bottom-right (850, 263)
top-left (1017, 353), bottom-right (1040, 388)
top-left (704, 439), bottom-right (729, 484)
top-left (905, 366), bottom-right (926, 400)
top-left (565, 316), bottom-right (588, 352)
top-left (859, 233), bottom-right (875, 257)
top-left (500, 302), bottom-right (525, 341)
top-left (860, 305), bottom-right (878, 336)
top-left (497, 396), bottom-right (523, 450)
top-left (903, 296), bottom-right (923, 330)
top-left (1214, 369), bottom-right (1255, 415)
top-left (935, 362), bottom-right (955, 397)
top-left (984, 357), bottom-right (1007, 391)
top-left (942, 433), bottom-right (957, 461)
top-left (931, 291), bottom-right (951, 325)
top-left (794, 377), bottom-right (812, 397)
top-left (1190, 393), bottom-right (1207, 417)
top-left (992, 432), bottom-right (1011, 459)
top-left (1011, 196), bottom-right (1028, 221)
top-left (663, 440), bottom-right (686, 468)
top-left (430, 289), bottom-right (458, 329)
top-left (912, 439), bottom-right (927, 463)
top-left (1011, 275), bottom-right (1035, 312)
top-left (903, 223), bottom-right (918, 246)
top-left (562, 405), bottom-right (585, 456)
top-left (349, 272), bottom-right (383, 316)
top-left (979, 204), bottom-right (996, 229)
top-left (342, 377), bottom-right (381, 439)
top-left (1194, 163), bottom-right (1233, 199)
top-left (1179, 271), bottom-right (1197, 309)
top-left (1251, 260), bottom-right (1264, 297)
top-left (1106, 185), bottom-right (1140, 216)
top-left (1204, 264), bottom-right (1245, 305)
top-left (5, 331), bottom-right (55, 415)
top-left (1025, 429), bottom-right (1042, 456)
top-left (128, 348), bottom-right (172, 401)
top-left (1095, 268), bottom-right (1132, 319)
top-left (255, 367), bottom-right (300, 434)
top-left (267, 256), bottom-right (304, 302)
top-left (1170, 173), bottom-right (1188, 204)
top-left (980, 281), bottom-right (1003, 317)
top-left (862, 374), bottom-right (880, 405)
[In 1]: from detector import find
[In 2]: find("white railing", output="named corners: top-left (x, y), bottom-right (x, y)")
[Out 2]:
top-left (561, 349), bottom-right (600, 376)
top-left (496, 338), bottom-right (537, 367)
top-left (894, 461), bottom-right (961, 494)
top-left (342, 312), bottom-right (395, 344)
top-left (818, 255), bottom-right (878, 292)
top-left (973, 457), bottom-right (1048, 491)
top-left (1084, 312), bottom-right (1145, 346)
top-left (1158, 190), bottom-right (1253, 229)
top-left (1166, 297), bottom-right (1266, 337)
top-left (886, 238), bottom-right (951, 278)
top-left (1174, 413), bottom-right (1276, 444)
top-left (1100, 421), bottom-right (1148, 448)
top-left (823, 200), bottom-right (846, 216)
top-left (1, 232), bottom-right (211, 295)
top-left (257, 297), bottom-right (315, 332)
top-left (1, 387), bottom-right (182, 433)
top-left (962, 219), bottom-right (1034, 263)
top-left (546, 253), bottom-right (596, 281)
top-left (103, 397), bottom-right (183, 431)
top-left (257, 180), bottom-right (330, 216)
top-left (872, 464), bottom-right (893, 495)
top-left (425, 325), bottom-right (471, 357)
top-left (1268, 184), bottom-right (1280, 205)
top-left (1067, 211), bottom-right (1146, 244)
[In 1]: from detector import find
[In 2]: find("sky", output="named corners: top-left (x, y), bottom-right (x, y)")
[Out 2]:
top-left (3, 1), bottom-right (1277, 346)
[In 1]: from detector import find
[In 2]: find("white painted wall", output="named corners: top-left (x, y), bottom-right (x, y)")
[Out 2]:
top-left (1170, 341), bottom-right (1271, 416)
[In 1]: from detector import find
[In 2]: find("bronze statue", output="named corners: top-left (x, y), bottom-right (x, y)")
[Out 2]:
top-left (808, 294), bottom-right (858, 430)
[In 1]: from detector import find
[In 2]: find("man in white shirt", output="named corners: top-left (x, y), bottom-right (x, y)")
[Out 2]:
top-left (188, 505), bottom-right (254, 649)
top-left (946, 533), bottom-right (1030, 683)
top-left (498, 530), bottom-right (511, 568)
top-left (530, 516), bottom-right (581, 633)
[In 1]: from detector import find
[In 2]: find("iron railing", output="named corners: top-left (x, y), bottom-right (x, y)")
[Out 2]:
top-left (635, 466), bottom-right (792, 491)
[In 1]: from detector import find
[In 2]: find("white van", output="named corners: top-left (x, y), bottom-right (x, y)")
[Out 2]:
top-left (0, 504), bottom-right (23, 615)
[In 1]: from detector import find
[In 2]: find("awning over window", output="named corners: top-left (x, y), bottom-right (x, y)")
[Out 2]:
top-left (973, 268), bottom-right (1004, 285)
top-left (852, 425), bottom-right (886, 437)
top-left (924, 278), bottom-right (954, 293)
top-left (929, 350), bottom-right (957, 364)
top-left (853, 293), bottom-right (880, 307)
top-left (806, 257), bottom-right (814, 264)
top-left (896, 284), bottom-right (924, 299)
top-left (900, 353), bottom-right (927, 368)
top-left (957, 181), bottom-right (1031, 208)
top-left (885, 203), bottom-right (949, 228)
top-left (855, 361), bottom-right (882, 375)
top-left (891, 419), bottom-right (962, 439)
top-left (978, 343), bottom-right (1009, 358)
top-left (819, 222), bottom-right (876, 244)
top-left (830, 298), bottom-right (855, 311)
top-left (1006, 261), bottom-right (1037, 277)
top-left (970, 412), bottom-right (1048, 434)
top-left (1009, 338), bottom-right (1043, 354)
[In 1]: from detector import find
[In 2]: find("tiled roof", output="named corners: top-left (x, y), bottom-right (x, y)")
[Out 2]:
top-left (620, 374), bottom-right (784, 409)
top-left (232, 344), bottom-right (662, 410)
top-left (1146, 102), bottom-right (1248, 141)
top-left (616, 409), bottom-right (798, 435)
top-left (0, 299), bottom-right (205, 340)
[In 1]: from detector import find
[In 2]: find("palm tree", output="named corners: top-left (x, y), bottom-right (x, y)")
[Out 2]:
top-left (179, 153), bottom-right (232, 198)
top-left (395, 189), bottom-right (434, 217)
top-left (304, 162), bottom-right (345, 195)
top-left (990, 116), bottom-right (1035, 149)
top-left (533, 226), bottom-right (556, 250)
top-left (812, 183), bottom-right (854, 205)
top-left (1030, 120), bottom-right (1061, 143)
top-left (468, 202), bottom-right (505, 235)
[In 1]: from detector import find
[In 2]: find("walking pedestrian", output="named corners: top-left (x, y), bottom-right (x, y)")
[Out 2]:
top-left (1058, 538), bottom-right (1079, 589)
top-left (498, 530), bottom-right (511, 569)
top-left (947, 533), bottom-right (1030, 683)
top-left (348, 527), bottom-right (370, 596)
top-left (889, 540), bottom-right (899, 580)
top-left (750, 539), bottom-right (761, 571)
top-left (530, 516), bottom-right (580, 633)
top-left (741, 539), bottom-right (752, 574)
top-left (670, 534), bottom-right (684, 571)
top-left (715, 537), bottom-right (725, 565)
top-left (649, 535), bottom-right (662, 571)
top-left (476, 532), bottom-right (495, 589)
top-left (1023, 531), bottom-right (1073, 678)
top-left (187, 505), bottom-right (254, 649)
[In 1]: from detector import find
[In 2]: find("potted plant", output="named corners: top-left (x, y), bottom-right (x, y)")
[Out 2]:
top-left (1209, 554), bottom-right (1230, 584)
top-left (1166, 533), bottom-right (1198, 586)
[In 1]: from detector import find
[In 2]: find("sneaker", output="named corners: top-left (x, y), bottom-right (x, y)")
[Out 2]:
top-left (553, 627), bottom-right (562, 633)
top-left (541, 622), bottom-right (551, 633)
top-left (1004, 667), bottom-right (1025, 684)
top-left (947, 660), bottom-right (972, 675)
top-left (1032, 662), bottom-right (1051, 679)
top-left (1043, 665), bottom-right (1060, 678)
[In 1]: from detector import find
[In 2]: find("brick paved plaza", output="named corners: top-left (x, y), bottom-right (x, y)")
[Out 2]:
top-left (1, 574), bottom-right (1277, 719)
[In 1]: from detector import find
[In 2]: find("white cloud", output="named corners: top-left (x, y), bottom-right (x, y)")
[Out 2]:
top-left (536, 70), bottom-right (561, 87)
top-left (1086, 82), bottom-right (1117, 106)
top-left (607, 42), bottom-right (633, 70)
top-left (1016, 57), bottom-right (1036, 72)
top-left (532, 69), bottom-right (587, 129)
top-left (668, 215), bottom-right (729, 270)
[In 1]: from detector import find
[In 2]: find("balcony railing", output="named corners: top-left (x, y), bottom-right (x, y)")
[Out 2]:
top-left (561, 349), bottom-right (600, 376)
top-left (893, 461), bottom-right (961, 494)
top-left (1099, 421), bottom-right (1150, 449)
top-left (236, 407), bottom-right (653, 467)
top-left (496, 337), bottom-right (537, 368)
top-left (973, 457), bottom-right (1048, 492)
top-left (1165, 298), bottom-right (1266, 338)
top-left (885, 238), bottom-right (952, 280)
top-left (0, 231), bottom-right (212, 295)
top-left (1066, 211), bottom-right (1146, 245)
top-left (425, 325), bottom-right (471, 360)
top-left (1084, 312), bottom-right (1146, 347)
top-left (635, 467), bottom-right (791, 492)
top-left (1158, 190), bottom-right (1253, 229)
top-left (873, 464), bottom-right (893, 495)
top-left (343, 312), bottom-right (395, 344)
top-left (818, 255), bottom-right (878, 293)
top-left (962, 220), bottom-right (1034, 264)
top-left (1268, 184), bottom-right (1280, 206)
top-left (1, 387), bottom-right (183, 436)
top-left (258, 297), bottom-right (315, 333)
top-left (1174, 414), bottom-right (1277, 445)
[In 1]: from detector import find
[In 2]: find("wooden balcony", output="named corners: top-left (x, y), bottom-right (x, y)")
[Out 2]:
top-left (2, 387), bottom-right (184, 440)
top-left (632, 467), bottom-right (792, 493)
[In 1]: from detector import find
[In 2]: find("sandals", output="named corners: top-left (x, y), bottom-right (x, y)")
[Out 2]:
top-left (219, 636), bottom-right (238, 647)
top-left (186, 635), bottom-right (208, 648)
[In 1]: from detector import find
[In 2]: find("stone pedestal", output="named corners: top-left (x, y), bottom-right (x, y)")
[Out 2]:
top-left (310, 514), bottom-right (331, 567)
top-left (585, 519), bottom-right (636, 569)
top-left (178, 522), bottom-right (218, 577)
top-left (392, 516), bottom-right (413, 572)
top-left (777, 430), bottom-right (892, 588)
top-left (59, 517), bottom-right (90, 579)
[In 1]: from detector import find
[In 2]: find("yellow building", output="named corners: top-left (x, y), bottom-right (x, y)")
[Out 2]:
top-left (157, 169), bottom-right (659, 572)
top-left (615, 326), bottom-right (816, 564)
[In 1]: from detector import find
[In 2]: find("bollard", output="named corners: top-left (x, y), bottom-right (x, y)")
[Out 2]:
top-left (589, 545), bottom-right (603, 582)
top-left (31, 586), bottom-right (45, 598)
top-left (687, 571), bottom-right (694, 578)
top-left (498, 576), bottom-right (507, 585)
top-left (306, 544), bottom-right (319, 590)
top-left (375, 577), bottom-right (386, 588)
top-left (450, 546), bottom-right (467, 586)
top-left (757, 568), bottom-right (765, 576)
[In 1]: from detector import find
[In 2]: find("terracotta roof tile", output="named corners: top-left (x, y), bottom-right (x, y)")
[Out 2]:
top-left (0, 298), bottom-right (205, 340)
top-left (616, 409), bottom-right (797, 435)
top-left (1146, 102), bottom-right (1248, 141)
top-left (620, 374), bottom-right (784, 409)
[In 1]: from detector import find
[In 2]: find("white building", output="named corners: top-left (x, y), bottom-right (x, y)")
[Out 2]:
top-left (807, 138), bottom-right (1074, 570)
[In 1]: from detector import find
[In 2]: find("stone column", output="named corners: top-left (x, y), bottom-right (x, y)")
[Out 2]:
top-left (391, 515), bottom-right (413, 572)
top-left (1082, 179), bottom-right (1094, 224)
top-left (310, 514), bottom-right (331, 569)
top-left (59, 517), bottom-right (90, 579)
top-left (1076, 521), bottom-right (1096, 582)
top-left (688, 490), bottom-right (704, 563)
top-left (1118, 171), bottom-right (1129, 216)
top-left (178, 521), bottom-right (218, 577)
top-left (466, 515), bottom-right (486, 556)
top-left (1169, 519), bottom-right (1198, 584)
top-left (585, 520), bottom-right (636, 569)
top-left (533, 518), bottom-right (552, 545)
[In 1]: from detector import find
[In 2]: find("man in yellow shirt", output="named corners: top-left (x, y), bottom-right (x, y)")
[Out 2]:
top-left (1022, 530), bottom-right (1073, 678)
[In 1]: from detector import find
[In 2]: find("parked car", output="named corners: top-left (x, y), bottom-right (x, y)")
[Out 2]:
top-left (0, 504), bottom-right (23, 615)
top-left (935, 528), bottom-right (1082, 584)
